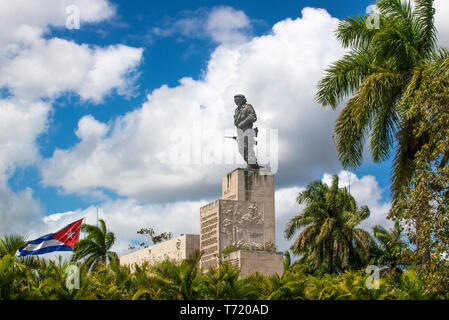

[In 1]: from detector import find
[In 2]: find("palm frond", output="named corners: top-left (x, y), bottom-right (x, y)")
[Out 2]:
top-left (335, 71), bottom-right (404, 168)
top-left (316, 48), bottom-right (374, 108)
top-left (291, 225), bottom-right (320, 254)
top-left (316, 218), bottom-right (336, 246)
top-left (414, 0), bottom-right (437, 59)
top-left (0, 234), bottom-right (27, 257)
top-left (335, 15), bottom-right (377, 49)
top-left (377, 0), bottom-right (414, 22)
top-left (391, 120), bottom-right (416, 203)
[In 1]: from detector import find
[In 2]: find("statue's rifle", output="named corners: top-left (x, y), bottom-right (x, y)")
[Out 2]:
top-left (224, 136), bottom-right (237, 141)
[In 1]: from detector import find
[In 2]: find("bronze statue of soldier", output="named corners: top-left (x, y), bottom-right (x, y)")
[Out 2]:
top-left (232, 94), bottom-right (261, 170)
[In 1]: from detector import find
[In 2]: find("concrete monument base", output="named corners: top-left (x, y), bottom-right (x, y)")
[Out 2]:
top-left (223, 250), bottom-right (284, 278)
top-left (200, 168), bottom-right (283, 278)
top-left (119, 168), bottom-right (283, 279)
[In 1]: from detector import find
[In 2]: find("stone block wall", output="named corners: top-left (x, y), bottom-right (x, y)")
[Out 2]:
top-left (119, 234), bottom-right (200, 270)
top-left (223, 250), bottom-right (284, 278)
top-left (200, 169), bottom-right (277, 270)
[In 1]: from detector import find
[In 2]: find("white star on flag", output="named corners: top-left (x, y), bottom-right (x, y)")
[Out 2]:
top-left (65, 230), bottom-right (75, 239)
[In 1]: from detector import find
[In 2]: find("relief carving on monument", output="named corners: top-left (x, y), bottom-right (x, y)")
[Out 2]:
top-left (220, 201), bottom-right (265, 250)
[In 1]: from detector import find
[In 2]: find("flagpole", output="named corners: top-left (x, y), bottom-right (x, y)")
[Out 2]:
top-left (83, 216), bottom-right (85, 240)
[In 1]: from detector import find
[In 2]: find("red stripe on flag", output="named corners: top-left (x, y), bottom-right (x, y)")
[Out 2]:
top-left (52, 218), bottom-right (83, 248)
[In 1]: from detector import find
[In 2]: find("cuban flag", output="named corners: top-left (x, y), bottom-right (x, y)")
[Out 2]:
top-left (18, 218), bottom-right (84, 256)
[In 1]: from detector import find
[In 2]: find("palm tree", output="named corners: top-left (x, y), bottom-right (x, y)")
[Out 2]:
top-left (315, 0), bottom-right (442, 204)
top-left (267, 269), bottom-right (309, 300)
top-left (285, 175), bottom-right (374, 274)
top-left (371, 221), bottom-right (406, 273)
top-left (0, 234), bottom-right (26, 258)
top-left (204, 262), bottom-right (243, 299)
top-left (72, 219), bottom-right (118, 271)
top-left (149, 253), bottom-right (205, 300)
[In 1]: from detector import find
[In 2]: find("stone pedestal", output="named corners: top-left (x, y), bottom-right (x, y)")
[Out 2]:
top-left (200, 168), bottom-right (283, 276)
top-left (223, 250), bottom-right (284, 278)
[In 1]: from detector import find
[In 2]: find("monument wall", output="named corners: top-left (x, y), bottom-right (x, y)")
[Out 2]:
top-left (200, 169), bottom-right (282, 274)
top-left (120, 234), bottom-right (200, 270)
top-left (223, 250), bottom-right (284, 278)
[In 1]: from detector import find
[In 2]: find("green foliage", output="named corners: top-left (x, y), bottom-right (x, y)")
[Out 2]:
top-left (72, 219), bottom-right (118, 271)
top-left (0, 231), bottom-right (444, 300)
top-left (390, 50), bottom-right (449, 296)
top-left (0, 235), bottom-right (26, 258)
top-left (370, 221), bottom-right (408, 271)
top-left (220, 242), bottom-right (277, 257)
top-left (316, 0), bottom-right (449, 296)
top-left (129, 227), bottom-right (173, 250)
top-left (285, 175), bottom-right (375, 274)
top-left (316, 0), bottom-right (443, 203)
top-left (204, 262), bottom-right (244, 299)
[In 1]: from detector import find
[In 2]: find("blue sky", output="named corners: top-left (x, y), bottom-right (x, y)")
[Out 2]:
top-left (7, 0), bottom-right (381, 214)
top-left (5, 0), bottom-right (448, 255)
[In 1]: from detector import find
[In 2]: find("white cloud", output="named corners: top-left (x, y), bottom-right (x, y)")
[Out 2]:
top-left (75, 115), bottom-right (109, 140)
top-left (0, 99), bottom-right (50, 171)
top-left (206, 6), bottom-right (251, 44)
top-left (274, 186), bottom-right (304, 252)
top-left (0, 37), bottom-right (143, 102)
top-left (0, 0), bottom-right (115, 60)
top-left (77, 45), bottom-right (143, 102)
top-left (0, 0), bottom-right (142, 103)
top-left (0, 184), bottom-right (43, 236)
top-left (152, 6), bottom-right (251, 45)
top-left (434, 0), bottom-right (449, 48)
top-left (0, 98), bottom-right (50, 236)
top-left (365, 4), bottom-right (379, 15)
top-left (0, 0), bottom-right (142, 238)
top-left (0, 0), bottom-right (114, 33)
top-left (41, 7), bottom-right (344, 203)
top-left (151, 8), bottom-right (208, 39)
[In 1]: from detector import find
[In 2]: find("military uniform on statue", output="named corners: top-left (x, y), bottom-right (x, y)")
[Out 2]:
top-left (233, 94), bottom-right (261, 170)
